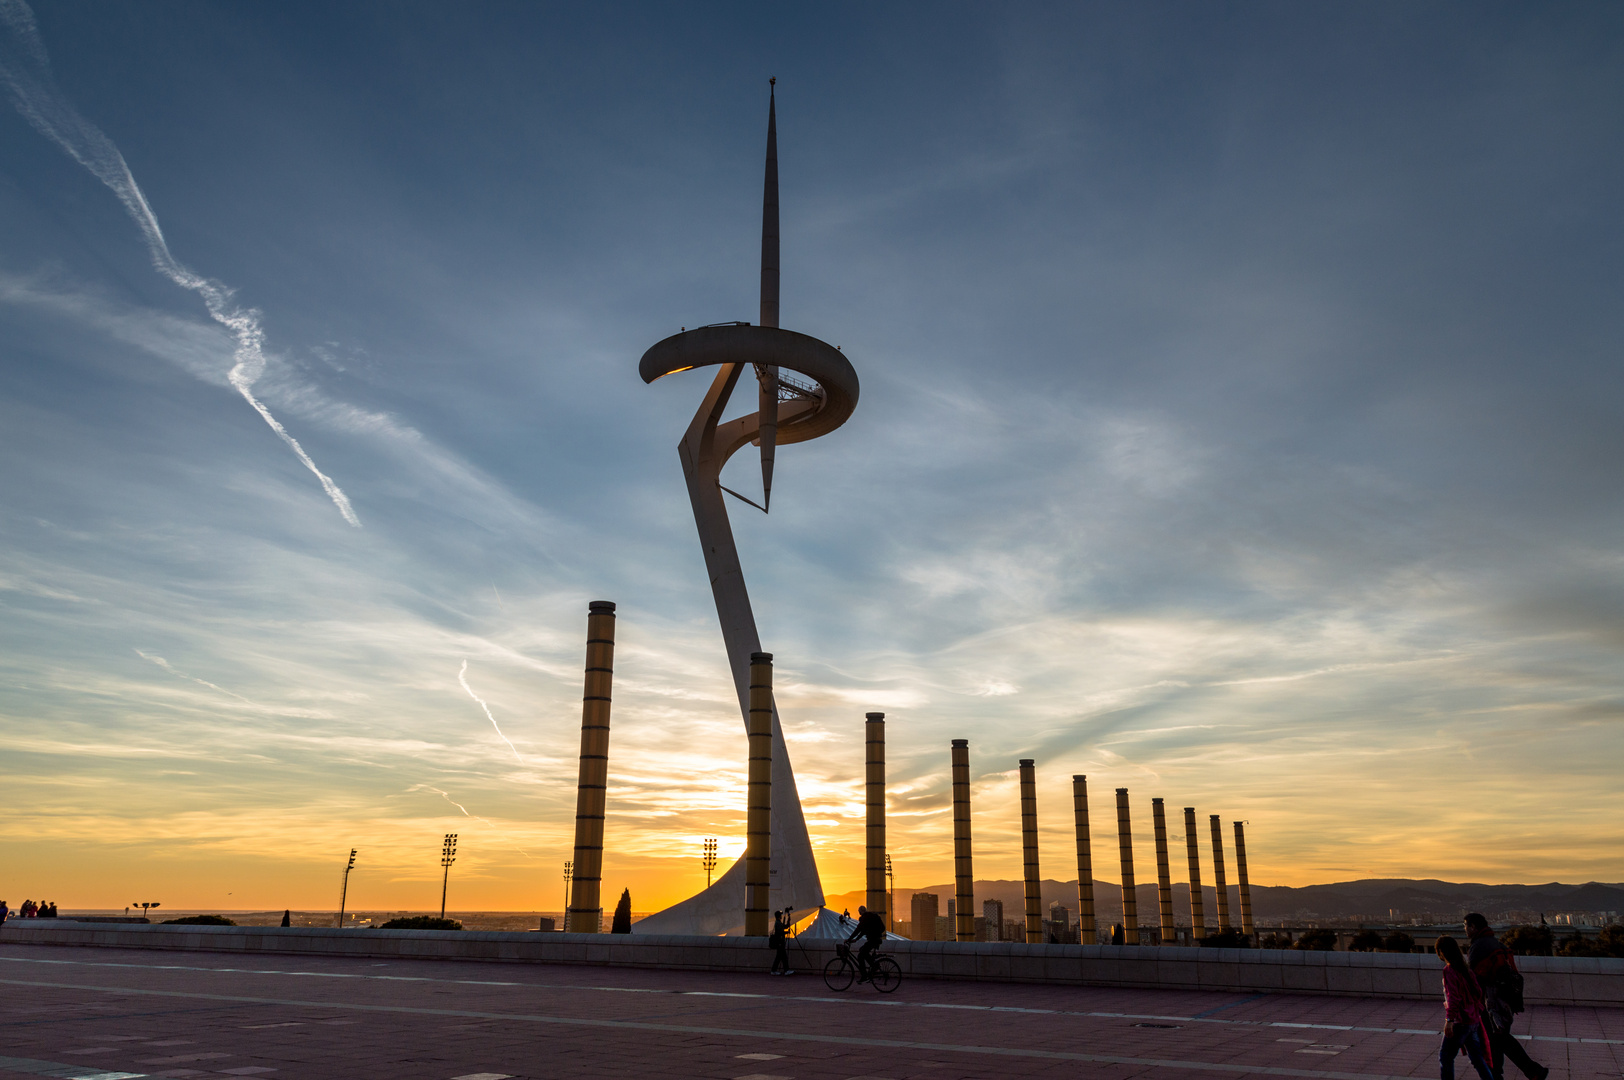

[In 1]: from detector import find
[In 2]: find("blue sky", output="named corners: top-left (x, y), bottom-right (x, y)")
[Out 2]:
top-left (2, 1), bottom-right (1621, 911)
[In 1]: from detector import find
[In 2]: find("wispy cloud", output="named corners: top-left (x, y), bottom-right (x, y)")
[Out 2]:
top-left (0, 0), bottom-right (358, 526)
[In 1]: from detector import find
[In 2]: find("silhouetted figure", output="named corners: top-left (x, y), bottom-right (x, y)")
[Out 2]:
top-left (0, 900), bottom-right (9, 923)
top-left (1466, 913), bottom-right (1548, 1080)
top-left (1435, 935), bottom-right (1495, 1080)
top-left (280, 909), bottom-right (291, 927)
top-left (611, 889), bottom-right (632, 934)
top-left (43, 902), bottom-right (57, 918)
top-left (769, 908), bottom-right (791, 975)
top-left (20, 900), bottom-right (36, 918)
top-left (844, 904), bottom-right (886, 984)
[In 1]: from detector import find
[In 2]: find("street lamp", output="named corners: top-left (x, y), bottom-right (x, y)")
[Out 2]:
top-left (133, 902), bottom-right (160, 920)
top-left (336, 849), bottom-right (358, 928)
top-left (702, 837), bottom-right (718, 888)
top-left (439, 834), bottom-right (458, 920)
top-left (562, 860), bottom-right (573, 919)
top-left (885, 853), bottom-right (895, 932)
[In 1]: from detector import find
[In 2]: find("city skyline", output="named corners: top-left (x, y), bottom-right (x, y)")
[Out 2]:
top-left (2, 2), bottom-right (1622, 911)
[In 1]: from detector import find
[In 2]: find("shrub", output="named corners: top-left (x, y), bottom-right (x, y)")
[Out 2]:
top-left (1293, 928), bottom-right (1339, 951)
top-left (1258, 932), bottom-right (1293, 950)
top-left (1502, 925), bottom-right (1553, 956)
top-left (162, 914), bottom-right (237, 926)
top-left (378, 916), bottom-right (463, 931)
top-left (1557, 933), bottom-right (1608, 957)
top-left (1382, 930), bottom-right (1415, 953)
top-left (1200, 929), bottom-right (1251, 948)
top-left (1348, 930), bottom-right (1383, 952)
top-left (1599, 924), bottom-right (1624, 958)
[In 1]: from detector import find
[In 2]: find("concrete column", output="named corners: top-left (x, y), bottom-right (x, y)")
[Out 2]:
top-left (1072, 775), bottom-right (1096, 945)
top-left (567, 600), bottom-right (616, 933)
top-left (865, 712), bottom-right (887, 928)
top-left (1152, 798), bottom-right (1174, 946)
top-left (743, 653), bottom-right (774, 936)
top-left (1115, 788), bottom-right (1138, 945)
top-left (1209, 814), bottom-right (1231, 931)
top-left (1183, 806), bottom-right (1205, 942)
top-left (1019, 759), bottom-right (1041, 944)
top-left (951, 739), bottom-right (975, 942)
top-left (1233, 820), bottom-right (1255, 939)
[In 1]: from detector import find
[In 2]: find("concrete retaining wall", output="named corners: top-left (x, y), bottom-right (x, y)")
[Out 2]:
top-left (5, 920), bottom-right (1621, 1008)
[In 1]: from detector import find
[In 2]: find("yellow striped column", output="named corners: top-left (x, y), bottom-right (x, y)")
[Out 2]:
top-left (865, 712), bottom-right (887, 929)
top-left (1152, 798), bottom-right (1174, 946)
top-left (1209, 815), bottom-right (1231, 931)
top-left (951, 739), bottom-right (974, 942)
top-left (1116, 788), bottom-right (1138, 945)
top-left (1233, 820), bottom-right (1255, 939)
top-left (744, 652), bottom-right (774, 936)
top-left (567, 600), bottom-right (616, 933)
top-left (1019, 760), bottom-right (1042, 943)
top-left (1183, 806), bottom-right (1206, 942)
top-left (1072, 775), bottom-right (1096, 944)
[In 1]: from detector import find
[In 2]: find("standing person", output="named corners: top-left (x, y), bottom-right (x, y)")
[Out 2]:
top-left (1436, 935), bottom-right (1496, 1080)
top-left (769, 908), bottom-right (792, 975)
top-left (1465, 913), bottom-right (1549, 1080)
top-left (0, 900), bottom-right (9, 923)
top-left (844, 904), bottom-right (886, 984)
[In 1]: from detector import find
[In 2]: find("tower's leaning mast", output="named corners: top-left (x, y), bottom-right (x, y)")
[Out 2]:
top-left (756, 79), bottom-right (780, 510)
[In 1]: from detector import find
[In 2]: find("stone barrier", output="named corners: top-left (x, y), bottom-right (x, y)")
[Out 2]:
top-left (4, 920), bottom-right (1620, 1008)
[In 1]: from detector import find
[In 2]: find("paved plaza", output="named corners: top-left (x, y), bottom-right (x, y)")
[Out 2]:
top-left (1, 944), bottom-right (1620, 1080)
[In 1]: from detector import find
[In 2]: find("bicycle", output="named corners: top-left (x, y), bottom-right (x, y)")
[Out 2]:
top-left (823, 942), bottom-right (901, 993)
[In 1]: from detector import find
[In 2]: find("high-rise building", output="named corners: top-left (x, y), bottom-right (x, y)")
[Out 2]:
top-left (911, 892), bottom-right (940, 942)
top-left (983, 899), bottom-right (1005, 941)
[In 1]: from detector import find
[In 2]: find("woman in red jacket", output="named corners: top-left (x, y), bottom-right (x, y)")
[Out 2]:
top-left (1436, 935), bottom-right (1496, 1080)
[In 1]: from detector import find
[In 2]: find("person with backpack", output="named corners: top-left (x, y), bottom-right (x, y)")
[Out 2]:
top-left (1465, 913), bottom-right (1549, 1080)
top-left (1436, 935), bottom-right (1496, 1080)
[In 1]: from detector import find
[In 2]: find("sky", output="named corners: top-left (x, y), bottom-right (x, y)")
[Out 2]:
top-left (1, 1), bottom-right (1621, 914)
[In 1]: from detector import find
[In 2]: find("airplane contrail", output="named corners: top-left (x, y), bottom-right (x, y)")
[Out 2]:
top-left (459, 660), bottom-right (524, 765)
top-left (0, 0), bottom-right (359, 527)
top-left (407, 784), bottom-right (535, 858)
top-left (135, 648), bottom-right (256, 705)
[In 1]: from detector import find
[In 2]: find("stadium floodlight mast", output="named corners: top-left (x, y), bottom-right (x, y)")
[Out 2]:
top-left (133, 902), bottom-right (160, 919)
top-left (702, 838), bottom-right (718, 888)
top-left (563, 860), bottom-right (573, 918)
top-left (439, 834), bottom-right (458, 920)
top-left (336, 849), bottom-right (358, 928)
top-left (886, 853), bottom-right (895, 931)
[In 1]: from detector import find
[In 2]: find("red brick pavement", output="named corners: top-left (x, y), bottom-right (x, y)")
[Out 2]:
top-left (0, 944), bottom-right (1619, 1080)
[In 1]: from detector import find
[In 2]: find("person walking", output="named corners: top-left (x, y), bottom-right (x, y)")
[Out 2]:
top-left (1465, 913), bottom-right (1549, 1080)
top-left (769, 908), bottom-right (792, 975)
top-left (1436, 935), bottom-right (1496, 1080)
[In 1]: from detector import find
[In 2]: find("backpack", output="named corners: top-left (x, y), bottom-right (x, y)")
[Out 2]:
top-left (1484, 944), bottom-right (1525, 1015)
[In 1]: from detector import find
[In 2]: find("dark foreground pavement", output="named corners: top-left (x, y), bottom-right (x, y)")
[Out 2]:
top-left (1, 944), bottom-right (1619, 1080)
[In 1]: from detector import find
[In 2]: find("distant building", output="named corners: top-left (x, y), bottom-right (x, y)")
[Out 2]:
top-left (911, 892), bottom-right (939, 942)
top-left (983, 899), bottom-right (1004, 940)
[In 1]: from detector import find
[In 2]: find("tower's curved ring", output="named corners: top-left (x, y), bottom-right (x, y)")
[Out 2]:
top-left (640, 324), bottom-right (859, 460)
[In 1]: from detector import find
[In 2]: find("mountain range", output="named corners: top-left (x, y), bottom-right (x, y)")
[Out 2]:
top-left (823, 879), bottom-right (1624, 925)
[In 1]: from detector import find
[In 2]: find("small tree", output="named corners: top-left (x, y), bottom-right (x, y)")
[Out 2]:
top-left (1503, 924), bottom-right (1553, 956)
top-left (1259, 932), bottom-right (1293, 950)
top-left (1382, 930), bottom-right (1415, 953)
top-left (611, 888), bottom-right (632, 934)
top-left (1558, 933), bottom-right (1606, 957)
top-left (1348, 930), bottom-right (1383, 952)
top-left (1293, 928), bottom-right (1338, 951)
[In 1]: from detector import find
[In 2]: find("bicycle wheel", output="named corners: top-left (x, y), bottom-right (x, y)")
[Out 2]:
top-left (870, 956), bottom-right (902, 994)
top-left (823, 955), bottom-right (855, 992)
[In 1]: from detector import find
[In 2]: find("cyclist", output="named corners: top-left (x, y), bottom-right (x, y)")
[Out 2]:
top-left (844, 904), bottom-right (887, 983)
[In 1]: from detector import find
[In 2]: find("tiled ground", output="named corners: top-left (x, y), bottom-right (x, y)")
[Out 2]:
top-left (0, 944), bottom-right (1619, 1080)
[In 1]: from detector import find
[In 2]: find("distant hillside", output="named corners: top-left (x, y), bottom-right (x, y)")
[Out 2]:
top-left (824, 878), bottom-right (1624, 924)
